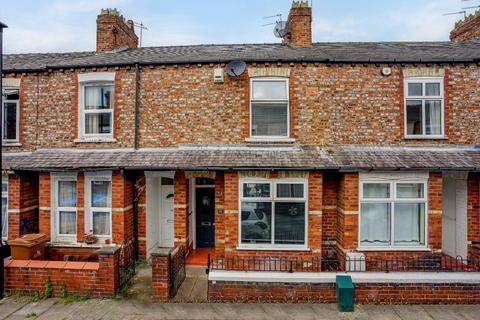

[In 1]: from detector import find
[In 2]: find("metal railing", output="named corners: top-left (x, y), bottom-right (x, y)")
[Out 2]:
top-left (169, 245), bottom-right (186, 298)
top-left (118, 239), bottom-right (136, 288)
top-left (207, 254), bottom-right (480, 274)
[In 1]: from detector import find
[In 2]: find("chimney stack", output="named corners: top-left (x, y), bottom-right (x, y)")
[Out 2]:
top-left (450, 10), bottom-right (480, 42)
top-left (284, 0), bottom-right (312, 46)
top-left (96, 8), bottom-right (138, 52)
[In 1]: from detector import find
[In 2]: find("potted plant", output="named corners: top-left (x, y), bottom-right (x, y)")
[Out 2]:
top-left (83, 229), bottom-right (98, 245)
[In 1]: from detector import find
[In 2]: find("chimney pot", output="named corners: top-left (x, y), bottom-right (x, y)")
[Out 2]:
top-left (284, 0), bottom-right (312, 46)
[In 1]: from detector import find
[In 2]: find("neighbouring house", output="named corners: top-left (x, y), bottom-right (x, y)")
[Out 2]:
top-left (1, 1), bottom-right (480, 303)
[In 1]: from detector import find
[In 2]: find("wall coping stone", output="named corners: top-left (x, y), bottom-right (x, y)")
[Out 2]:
top-left (96, 246), bottom-right (121, 255)
top-left (209, 270), bottom-right (480, 284)
top-left (151, 247), bottom-right (173, 257)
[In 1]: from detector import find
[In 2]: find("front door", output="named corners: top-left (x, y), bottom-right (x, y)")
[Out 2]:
top-left (160, 179), bottom-right (174, 248)
top-left (196, 188), bottom-right (215, 248)
top-left (442, 172), bottom-right (468, 258)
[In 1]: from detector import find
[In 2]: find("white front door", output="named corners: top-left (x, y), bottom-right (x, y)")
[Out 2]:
top-left (442, 172), bottom-right (468, 258)
top-left (160, 184), bottom-right (174, 248)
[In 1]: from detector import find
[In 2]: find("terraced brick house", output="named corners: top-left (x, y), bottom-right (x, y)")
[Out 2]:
top-left (1, 1), bottom-right (480, 303)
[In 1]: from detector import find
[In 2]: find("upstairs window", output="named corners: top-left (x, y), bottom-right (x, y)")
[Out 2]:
top-left (405, 78), bottom-right (444, 138)
top-left (78, 72), bottom-right (115, 140)
top-left (83, 85), bottom-right (114, 136)
top-left (2, 89), bottom-right (19, 142)
top-left (250, 79), bottom-right (289, 138)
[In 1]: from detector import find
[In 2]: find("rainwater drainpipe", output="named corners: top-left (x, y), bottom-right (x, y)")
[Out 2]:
top-left (0, 20), bottom-right (8, 300)
top-left (132, 63), bottom-right (140, 260)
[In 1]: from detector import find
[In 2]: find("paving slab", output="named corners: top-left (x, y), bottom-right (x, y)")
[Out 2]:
top-left (0, 298), bottom-right (30, 320)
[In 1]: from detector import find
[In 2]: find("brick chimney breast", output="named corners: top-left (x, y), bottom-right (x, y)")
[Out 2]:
top-left (450, 10), bottom-right (480, 42)
top-left (96, 8), bottom-right (139, 52)
top-left (284, 0), bottom-right (312, 46)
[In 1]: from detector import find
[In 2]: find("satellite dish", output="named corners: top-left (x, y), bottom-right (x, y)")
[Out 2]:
top-left (274, 21), bottom-right (288, 38)
top-left (226, 60), bottom-right (247, 77)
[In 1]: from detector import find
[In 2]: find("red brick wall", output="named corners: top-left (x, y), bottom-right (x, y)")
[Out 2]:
top-left (112, 171), bottom-right (134, 244)
top-left (468, 173), bottom-right (480, 257)
top-left (322, 172), bottom-right (339, 255)
top-left (208, 280), bottom-right (480, 304)
top-left (136, 173), bottom-right (147, 258)
top-left (337, 173), bottom-right (359, 254)
top-left (3, 248), bottom-right (119, 298)
top-left (38, 172), bottom-right (51, 240)
top-left (214, 172), bottom-right (225, 253)
top-left (45, 246), bottom-right (98, 261)
top-left (428, 172), bottom-right (443, 250)
top-left (3, 64), bottom-right (480, 155)
top-left (174, 171), bottom-right (189, 248)
top-left (7, 173), bottom-right (39, 240)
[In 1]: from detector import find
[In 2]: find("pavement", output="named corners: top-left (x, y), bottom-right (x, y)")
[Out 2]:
top-left (1, 298), bottom-right (480, 320)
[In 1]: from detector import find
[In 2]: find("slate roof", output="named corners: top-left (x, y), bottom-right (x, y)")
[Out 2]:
top-left (4, 42), bottom-right (480, 72)
top-left (3, 145), bottom-right (480, 171)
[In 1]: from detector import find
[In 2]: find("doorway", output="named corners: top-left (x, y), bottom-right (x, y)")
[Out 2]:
top-left (442, 172), bottom-right (468, 258)
top-left (146, 172), bottom-right (175, 258)
top-left (195, 178), bottom-right (215, 248)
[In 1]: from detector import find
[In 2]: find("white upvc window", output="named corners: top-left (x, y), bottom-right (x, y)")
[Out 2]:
top-left (404, 77), bottom-right (444, 138)
top-left (51, 173), bottom-right (77, 242)
top-left (2, 89), bottom-right (20, 143)
top-left (78, 73), bottom-right (115, 140)
top-left (238, 178), bottom-right (308, 250)
top-left (250, 78), bottom-right (290, 138)
top-left (85, 172), bottom-right (112, 240)
top-left (2, 174), bottom-right (8, 240)
top-left (359, 174), bottom-right (428, 250)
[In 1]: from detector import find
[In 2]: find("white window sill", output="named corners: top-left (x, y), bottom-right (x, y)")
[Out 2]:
top-left (46, 241), bottom-right (116, 248)
top-left (74, 137), bottom-right (117, 144)
top-left (404, 136), bottom-right (446, 140)
top-left (245, 137), bottom-right (296, 143)
top-left (237, 245), bottom-right (310, 252)
top-left (357, 247), bottom-right (430, 252)
top-left (2, 142), bottom-right (22, 147)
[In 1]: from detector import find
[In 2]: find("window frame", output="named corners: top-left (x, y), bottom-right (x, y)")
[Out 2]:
top-left (358, 175), bottom-right (428, 251)
top-left (78, 72), bottom-right (115, 140)
top-left (85, 172), bottom-right (112, 241)
top-left (51, 173), bottom-right (78, 243)
top-left (238, 177), bottom-right (308, 250)
top-left (2, 92), bottom-right (20, 143)
top-left (249, 78), bottom-right (290, 139)
top-left (2, 174), bottom-right (8, 240)
top-left (404, 77), bottom-right (444, 139)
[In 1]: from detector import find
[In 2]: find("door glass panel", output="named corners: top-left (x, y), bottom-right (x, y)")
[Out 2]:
top-left (195, 178), bottom-right (215, 185)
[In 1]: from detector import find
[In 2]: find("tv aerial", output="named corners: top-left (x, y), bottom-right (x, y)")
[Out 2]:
top-left (225, 60), bottom-right (247, 77)
top-left (263, 14), bottom-right (289, 39)
top-left (443, 10), bottom-right (467, 18)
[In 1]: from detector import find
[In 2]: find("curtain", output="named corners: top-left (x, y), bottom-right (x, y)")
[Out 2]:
top-left (59, 211), bottom-right (76, 235)
top-left (93, 211), bottom-right (110, 235)
top-left (58, 181), bottom-right (76, 207)
top-left (426, 100), bottom-right (441, 135)
top-left (394, 203), bottom-right (425, 246)
top-left (360, 203), bottom-right (391, 246)
top-left (91, 181), bottom-right (111, 207)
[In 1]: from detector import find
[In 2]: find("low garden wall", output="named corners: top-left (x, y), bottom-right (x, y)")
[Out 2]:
top-left (208, 271), bottom-right (480, 304)
top-left (151, 245), bottom-right (186, 301)
top-left (3, 246), bottom-right (120, 298)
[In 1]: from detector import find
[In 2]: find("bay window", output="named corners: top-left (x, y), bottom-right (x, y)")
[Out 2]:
top-left (250, 78), bottom-right (289, 138)
top-left (405, 78), bottom-right (444, 138)
top-left (359, 177), bottom-right (427, 249)
top-left (2, 175), bottom-right (8, 240)
top-left (239, 178), bottom-right (307, 249)
top-left (85, 173), bottom-right (112, 239)
top-left (52, 174), bottom-right (77, 242)
top-left (2, 89), bottom-right (19, 142)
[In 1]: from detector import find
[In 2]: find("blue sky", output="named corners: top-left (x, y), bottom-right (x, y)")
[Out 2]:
top-left (1, 0), bottom-right (478, 53)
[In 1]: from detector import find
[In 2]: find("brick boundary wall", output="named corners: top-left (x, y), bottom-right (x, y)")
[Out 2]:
top-left (151, 246), bottom-right (186, 302)
top-left (3, 246), bottom-right (120, 298)
top-left (208, 281), bottom-right (480, 304)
